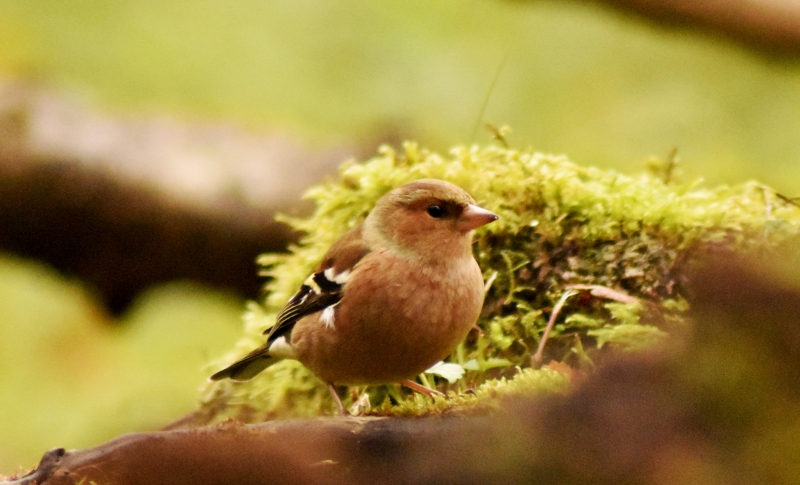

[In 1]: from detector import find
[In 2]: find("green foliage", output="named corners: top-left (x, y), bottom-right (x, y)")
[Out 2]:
top-left (201, 143), bottom-right (800, 421)
top-left (0, 255), bottom-right (244, 475)
top-left (374, 366), bottom-right (572, 417)
top-left (5, 1), bottom-right (800, 190)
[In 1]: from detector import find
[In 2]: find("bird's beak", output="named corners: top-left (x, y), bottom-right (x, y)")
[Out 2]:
top-left (457, 204), bottom-right (499, 231)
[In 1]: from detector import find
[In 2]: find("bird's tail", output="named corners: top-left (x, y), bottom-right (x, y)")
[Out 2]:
top-left (209, 344), bottom-right (278, 381)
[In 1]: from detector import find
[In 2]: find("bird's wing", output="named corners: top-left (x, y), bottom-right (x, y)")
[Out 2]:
top-left (265, 226), bottom-right (370, 342)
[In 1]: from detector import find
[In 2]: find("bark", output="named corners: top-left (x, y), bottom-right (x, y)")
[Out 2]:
top-left (0, 82), bottom-right (356, 313)
top-left (586, 0), bottom-right (800, 56)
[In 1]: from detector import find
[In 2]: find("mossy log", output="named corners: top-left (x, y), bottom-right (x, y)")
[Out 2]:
top-left (6, 143), bottom-right (800, 484)
top-left (7, 247), bottom-right (800, 484)
top-left (201, 143), bottom-right (799, 421)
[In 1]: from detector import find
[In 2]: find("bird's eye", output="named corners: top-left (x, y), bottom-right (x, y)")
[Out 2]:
top-left (427, 204), bottom-right (447, 218)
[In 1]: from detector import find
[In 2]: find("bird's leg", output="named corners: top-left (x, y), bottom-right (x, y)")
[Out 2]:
top-left (401, 379), bottom-right (443, 397)
top-left (327, 383), bottom-right (349, 416)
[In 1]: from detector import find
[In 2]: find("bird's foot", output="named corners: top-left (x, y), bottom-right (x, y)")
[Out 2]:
top-left (401, 379), bottom-right (443, 397)
top-left (327, 383), bottom-right (350, 416)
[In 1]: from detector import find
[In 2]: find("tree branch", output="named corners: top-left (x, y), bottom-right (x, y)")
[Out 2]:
top-left (587, 0), bottom-right (800, 56)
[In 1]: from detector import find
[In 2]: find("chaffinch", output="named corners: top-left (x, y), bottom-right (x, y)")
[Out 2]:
top-left (211, 179), bottom-right (498, 414)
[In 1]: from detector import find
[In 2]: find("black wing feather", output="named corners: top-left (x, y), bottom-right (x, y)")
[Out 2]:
top-left (265, 280), bottom-right (344, 340)
top-left (212, 226), bottom-right (369, 382)
top-left (264, 226), bottom-right (371, 343)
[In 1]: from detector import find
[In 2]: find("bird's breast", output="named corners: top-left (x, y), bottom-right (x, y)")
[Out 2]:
top-left (291, 250), bottom-right (485, 385)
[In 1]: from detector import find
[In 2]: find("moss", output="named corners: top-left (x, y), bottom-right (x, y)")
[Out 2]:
top-left (199, 143), bottom-right (800, 421)
top-left (369, 366), bottom-right (572, 417)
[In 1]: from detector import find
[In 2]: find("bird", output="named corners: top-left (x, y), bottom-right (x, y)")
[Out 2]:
top-left (210, 179), bottom-right (498, 414)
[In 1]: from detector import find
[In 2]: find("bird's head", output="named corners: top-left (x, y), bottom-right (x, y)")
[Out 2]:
top-left (364, 179), bottom-right (498, 263)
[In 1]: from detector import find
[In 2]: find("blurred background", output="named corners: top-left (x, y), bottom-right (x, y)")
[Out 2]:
top-left (1, 0), bottom-right (800, 476)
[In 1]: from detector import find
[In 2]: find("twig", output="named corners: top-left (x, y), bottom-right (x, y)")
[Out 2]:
top-left (486, 124), bottom-right (512, 149)
top-left (663, 147), bottom-right (678, 185)
top-left (470, 50), bottom-right (511, 143)
top-left (565, 284), bottom-right (639, 304)
top-left (533, 290), bottom-right (577, 364)
top-left (774, 191), bottom-right (800, 209)
top-left (484, 270), bottom-right (498, 294)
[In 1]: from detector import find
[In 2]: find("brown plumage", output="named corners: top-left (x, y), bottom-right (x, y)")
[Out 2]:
top-left (211, 179), bottom-right (498, 413)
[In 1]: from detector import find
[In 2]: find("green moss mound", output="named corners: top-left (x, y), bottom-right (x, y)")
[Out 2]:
top-left (198, 143), bottom-right (799, 421)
